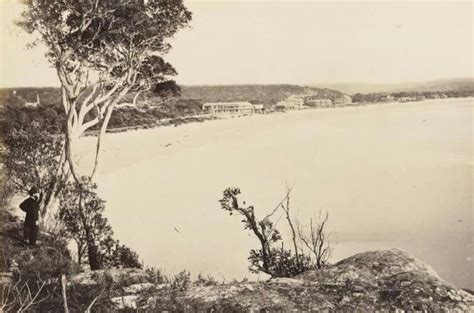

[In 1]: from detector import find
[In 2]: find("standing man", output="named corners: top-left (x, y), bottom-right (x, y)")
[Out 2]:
top-left (19, 186), bottom-right (42, 247)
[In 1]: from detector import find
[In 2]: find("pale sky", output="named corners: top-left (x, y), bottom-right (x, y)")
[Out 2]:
top-left (0, 0), bottom-right (472, 87)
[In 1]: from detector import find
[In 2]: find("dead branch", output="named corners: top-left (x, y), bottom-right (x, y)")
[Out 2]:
top-left (1, 277), bottom-right (48, 312)
top-left (297, 210), bottom-right (332, 269)
top-left (280, 186), bottom-right (300, 263)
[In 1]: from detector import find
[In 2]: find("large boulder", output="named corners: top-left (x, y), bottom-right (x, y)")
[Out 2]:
top-left (160, 249), bottom-right (474, 311)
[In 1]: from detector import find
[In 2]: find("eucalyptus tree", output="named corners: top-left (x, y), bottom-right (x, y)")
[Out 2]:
top-left (18, 0), bottom-right (192, 181)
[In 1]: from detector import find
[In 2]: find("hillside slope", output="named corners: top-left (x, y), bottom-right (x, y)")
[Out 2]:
top-left (316, 78), bottom-right (474, 95)
top-left (181, 84), bottom-right (344, 105)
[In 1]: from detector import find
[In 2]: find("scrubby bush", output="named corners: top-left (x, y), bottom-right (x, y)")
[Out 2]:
top-left (0, 224), bottom-right (77, 312)
top-left (101, 237), bottom-right (142, 269)
top-left (145, 267), bottom-right (168, 285)
top-left (171, 270), bottom-right (191, 292)
top-left (13, 244), bottom-right (74, 284)
top-left (196, 273), bottom-right (219, 286)
top-left (3, 122), bottom-right (66, 217)
top-left (220, 187), bottom-right (332, 278)
top-left (249, 247), bottom-right (314, 277)
top-left (59, 178), bottom-right (141, 270)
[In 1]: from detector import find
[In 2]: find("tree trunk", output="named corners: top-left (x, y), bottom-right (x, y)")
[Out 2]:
top-left (40, 146), bottom-right (68, 217)
top-left (61, 274), bottom-right (70, 313)
top-left (283, 193), bottom-right (300, 266)
top-left (83, 211), bottom-right (101, 270)
top-left (87, 240), bottom-right (102, 270)
top-left (90, 104), bottom-right (114, 179)
top-left (65, 129), bottom-right (81, 183)
top-left (260, 240), bottom-right (271, 273)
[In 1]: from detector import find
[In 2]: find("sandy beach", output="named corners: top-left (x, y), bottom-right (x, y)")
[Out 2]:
top-left (76, 98), bottom-right (473, 288)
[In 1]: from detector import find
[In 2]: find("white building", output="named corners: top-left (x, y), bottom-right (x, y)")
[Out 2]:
top-left (253, 104), bottom-right (265, 113)
top-left (202, 102), bottom-right (255, 115)
top-left (276, 95), bottom-right (305, 110)
top-left (306, 98), bottom-right (333, 108)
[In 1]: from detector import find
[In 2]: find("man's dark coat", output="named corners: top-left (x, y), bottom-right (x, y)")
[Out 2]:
top-left (19, 196), bottom-right (40, 227)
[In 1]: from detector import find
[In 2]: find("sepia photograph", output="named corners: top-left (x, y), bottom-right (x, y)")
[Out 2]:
top-left (0, 0), bottom-right (473, 311)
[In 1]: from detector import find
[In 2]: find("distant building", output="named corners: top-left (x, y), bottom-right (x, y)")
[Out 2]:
top-left (397, 97), bottom-right (415, 103)
top-left (334, 95), bottom-right (352, 107)
top-left (202, 102), bottom-right (255, 115)
top-left (305, 98), bottom-right (333, 108)
top-left (276, 95), bottom-right (305, 110)
top-left (253, 104), bottom-right (265, 114)
top-left (380, 94), bottom-right (395, 102)
top-left (24, 93), bottom-right (40, 107)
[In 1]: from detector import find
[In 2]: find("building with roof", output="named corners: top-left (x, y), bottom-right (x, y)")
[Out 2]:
top-left (305, 98), bottom-right (333, 108)
top-left (276, 95), bottom-right (305, 110)
top-left (253, 104), bottom-right (265, 114)
top-left (334, 95), bottom-right (352, 107)
top-left (202, 102), bottom-right (255, 115)
top-left (23, 93), bottom-right (41, 107)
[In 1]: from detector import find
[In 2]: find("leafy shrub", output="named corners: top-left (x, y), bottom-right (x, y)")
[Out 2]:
top-left (249, 247), bottom-right (314, 278)
top-left (146, 267), bottom-right (168, 285)
top-left (13, 240), bottom-right (75, 284)
top-left (196, 273), bottom-right (219, 286)
top-left (4, 122), bottom-right (65, 217)
top-left (59, 178), bottom-right (142, 270)
top-left (170, 270), bottom-right (191, 292)
top-left (220, 187), bottom-right (332, 278)
top-left (100, 236), bottom-right (142, 269)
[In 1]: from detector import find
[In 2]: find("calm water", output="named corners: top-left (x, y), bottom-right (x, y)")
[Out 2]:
top-left (82, 98), bottom-right (472, 288)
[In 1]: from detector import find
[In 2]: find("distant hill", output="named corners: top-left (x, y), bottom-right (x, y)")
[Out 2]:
top-left (314, 78), bottom-right (474, 95)
top-left (181, 84), bottom-right (344, 105)
top-left (1, 84), bottom-right (345, 108)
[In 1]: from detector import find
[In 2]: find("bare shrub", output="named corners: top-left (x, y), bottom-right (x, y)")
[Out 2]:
top-left (220, 187), bottom-right (317, 277)
top-left (297, 211), bottom-right (332, 269)
top-left (1, 278), bottom-right (47, 312)
top-left (220, 186), bottom-right (335, 277)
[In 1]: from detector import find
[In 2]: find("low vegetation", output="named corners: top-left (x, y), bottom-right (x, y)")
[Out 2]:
top-left (59, 178), bottom-right (141, 270)
top-left (220, 187), bottom-right (332, 278)
top-left (352, 89), bottom-right (473, 104)
top-left (3, 122), bottom-right (65, 217)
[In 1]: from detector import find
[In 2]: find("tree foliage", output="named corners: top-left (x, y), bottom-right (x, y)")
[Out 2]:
top-left (220, 187), bottom-right (333, 277)
top-left (248, 246), bottom-right (313, 278)
top-left (18, 0), bottom-right (192, 181)
top-left (220, 187), bottom-right (281, 276)
top-left (3, 122), bottom-right (67, 216)
top-left (58, 178), bottom-right (141, 270)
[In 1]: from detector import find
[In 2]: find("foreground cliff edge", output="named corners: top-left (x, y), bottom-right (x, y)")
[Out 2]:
top-left (67, 249), bottom-right (473, 311)
top-left (2, 209), bottom-right (473, 311)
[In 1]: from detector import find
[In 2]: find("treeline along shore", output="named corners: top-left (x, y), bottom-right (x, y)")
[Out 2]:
top-left (2, 82), bottom-right (473, 137)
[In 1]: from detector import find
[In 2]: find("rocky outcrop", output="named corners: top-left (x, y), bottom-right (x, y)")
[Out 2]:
top-left (65, 249), bottom-right (473, 311)
top-left (2, 207), bottom-right (473, 312)
top-left (145, 249), bottom-right (473, 312)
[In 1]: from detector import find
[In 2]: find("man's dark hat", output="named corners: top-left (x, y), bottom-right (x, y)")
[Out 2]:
top-left (28, 186), bottom-right (39, 195)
